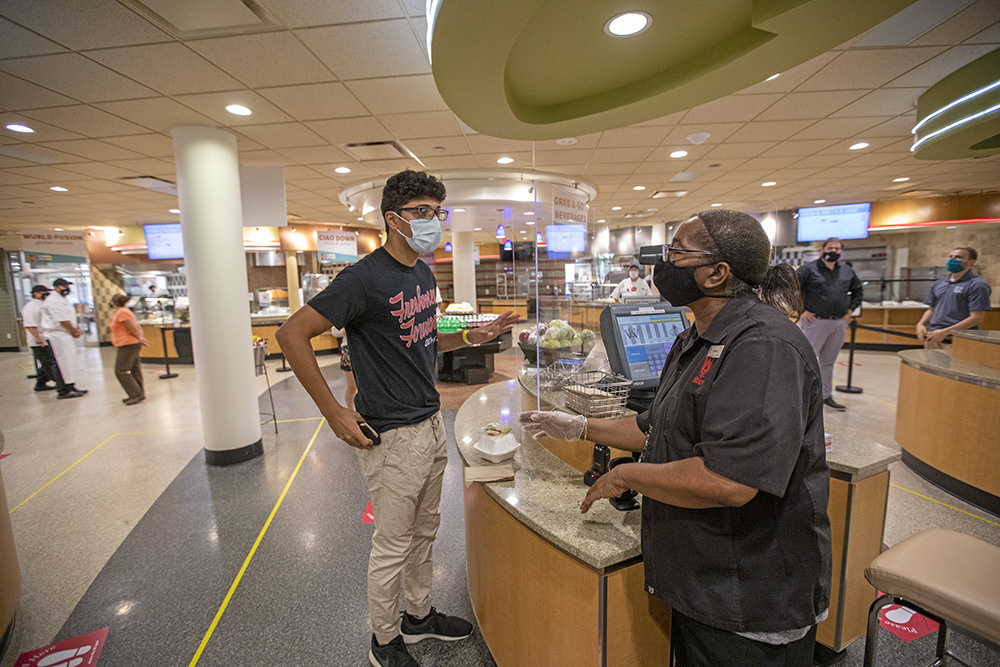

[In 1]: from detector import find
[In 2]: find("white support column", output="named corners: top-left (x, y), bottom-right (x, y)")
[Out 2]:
top-left (172, 126), bottom-right (262, 466)
top-left (285, 252), bottom-right (301, 313)
top-left (452, 231), bottom-right (476, 310)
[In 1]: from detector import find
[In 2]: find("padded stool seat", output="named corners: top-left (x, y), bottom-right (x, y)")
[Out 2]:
top-left (863, 528), bottom-right (1000, 666)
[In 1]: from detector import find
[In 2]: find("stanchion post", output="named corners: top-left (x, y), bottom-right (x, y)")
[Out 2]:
top-left (159, 326), bottom-right (178, 380)
top-left (276, 352), bottom-right (293, 372)
top-left (835, 319), bottom-right (863, 394)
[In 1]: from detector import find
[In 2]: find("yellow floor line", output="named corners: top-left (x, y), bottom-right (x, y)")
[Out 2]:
top-left (9, 434), bottom-right (118, 513)
top-left (890, 483), bottom-right (1000, 528)
top-left (188, 418), bottom-right (325, 667)
top-left (268, 417), bottom-right (323, 424)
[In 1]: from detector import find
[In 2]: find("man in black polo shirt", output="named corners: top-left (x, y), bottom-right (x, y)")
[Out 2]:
top-left (522, 209), bottom-right (831, 667)
top-left (797, 238), bottom-right (863, 411)
top-left (277, 170), bottom-right (519, 667)
top-left (916, 246), bottom-right (992, 349)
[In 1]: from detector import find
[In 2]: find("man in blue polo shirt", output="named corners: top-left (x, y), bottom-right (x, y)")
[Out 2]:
top-left (916, 246), bottom-right (992, 349)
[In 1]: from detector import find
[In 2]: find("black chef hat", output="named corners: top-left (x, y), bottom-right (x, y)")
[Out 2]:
top-left (53, 278), bottom-right (73, 287)
top-left (31, 284), bottom-right (50, 294)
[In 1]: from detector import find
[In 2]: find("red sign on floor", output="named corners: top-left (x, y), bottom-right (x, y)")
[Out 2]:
top-left (362, 500), bottom-right (374, 524)
top-left (879, 604), bottom-right (939, 642)
top-left (0, 454), bottom-right (9, 461)
top-left (15, 627), bottom-right (109, 667)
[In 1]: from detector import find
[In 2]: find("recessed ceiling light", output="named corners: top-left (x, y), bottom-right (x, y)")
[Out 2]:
top-left (335, 166), bottom-right (351, 174)
top-left (605, 11), bottom-right (651, 37)
top-left (556, 137), bottom-right (577, 145)
top-left (687, 132), bottom-right (711, 145)
top-left (54, 228), bottom-right (63, 231)
top-left (454, 207), bottom-right (465, 212)
top-left (169, 208), bottom-right (180, 214)
top-left (226, 104), bottom-right (252, 116)
top-left (669, 150), bottom-right (688, 159)
top-left (612, 206), bottom-right (622, 210)
top-left (761, 181), bottom-right (776, 187)
top-left (5, 123), bottom-right (34, 133)
top-left (523, 211), bottom-right (534, 215)
top-left (632, 185), bottom-right (646, 191)
top-left (893, 177), bottom-right (910, 182)
top-left (357, 217), bottom-right (364, 221)
top-left (848, 142), bottom-right (869, 150)
top-left (597, 219), bottom-right (606, 223)
top-left (647, 208), bottom-right (658, 211)
top-left (526, 221), bottom-right (535, 225)
top-left (49, 186), bottom-right (68, 192)
top-left (946, 225), bottom-right (957, 229)
top-left (474, 227), bottom-right (482, 231)
top-left (711, 203), bottom-right (722, 207)
top-left (497, 156), bottom-right (514, 164)
top-left (766, 73), bottom-right (781, 81)
top-left (814, 199), bottom-right (826, 204)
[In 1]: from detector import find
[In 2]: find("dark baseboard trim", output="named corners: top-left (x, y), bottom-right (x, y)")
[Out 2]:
top-left (99, 341), bottom-right (113, 347)
top-left (205, 439), bottom-right (263, 466)
top-left (0, 348), bottom-right (21, 353)
top-left (901, 450), bottom-right (1000, 517)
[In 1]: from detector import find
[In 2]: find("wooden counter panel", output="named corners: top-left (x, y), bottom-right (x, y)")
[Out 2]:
top-left (464, 482), bottom-right (600, 667)
top-left (817, 478), bottom-right (847, 648)
top-left (0, 469), bottom-right (20, 636)
top-left (606, 563), bottom-right (671, 667)
top-left (139, 325), bottom-right (178, 359)
top-left (841, 472), bottom-right (888, 648)
top-left (952, 336), bottom-right (1000, 371)
top-left (896, 363), bottom-right (1000, 496)
top-left (251, 325), bottom-right (337, 355)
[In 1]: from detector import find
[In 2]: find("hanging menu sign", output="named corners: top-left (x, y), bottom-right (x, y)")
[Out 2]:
top-left (21, 229), bottom-right (89, 265)
top-left (317, 230), bottom-right (358, 263)
top-left (552, 186), bottom-right (588, 225)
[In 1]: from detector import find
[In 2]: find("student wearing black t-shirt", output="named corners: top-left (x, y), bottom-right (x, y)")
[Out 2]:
top-left (277, 170), bottom-right (519, 667)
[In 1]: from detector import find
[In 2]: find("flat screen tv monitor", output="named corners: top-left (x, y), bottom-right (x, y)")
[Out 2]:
top-left (499, 241), bottom-right (534, 262)
top-left (545, 224), bottom-right (587, 253)
top-left (143, 223), bottom-right (185, 260)
top-left (599, 303), bottom-right (689, 390)
top-left (796, 202), bottom-right (871, 242)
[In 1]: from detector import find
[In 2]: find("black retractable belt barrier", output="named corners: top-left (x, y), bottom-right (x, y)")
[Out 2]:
top-left (835, 319), bottom-right (863, 394)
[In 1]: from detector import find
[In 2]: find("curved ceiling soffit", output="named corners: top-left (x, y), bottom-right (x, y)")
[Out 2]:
top-left (430, 0), bottom-right (918, 140)
top-left (913, 47), bottom-right (1000, 160)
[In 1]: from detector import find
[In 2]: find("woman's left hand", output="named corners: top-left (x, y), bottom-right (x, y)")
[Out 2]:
top-left (580, 465), bottom-right (633, 513)
top-left (140, 337), bottom-right (148, 347)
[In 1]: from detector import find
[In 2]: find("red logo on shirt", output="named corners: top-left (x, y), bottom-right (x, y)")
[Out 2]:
top-left (389, 286), bottom-right (438, 348)
top-left (692, 357), bottom-right (715, 385)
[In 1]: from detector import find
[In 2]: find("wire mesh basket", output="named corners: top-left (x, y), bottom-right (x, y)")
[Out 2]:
top-left (538, 357), bottom-right (589, 389)
top-left (564, 371), bottom-right (631, 418)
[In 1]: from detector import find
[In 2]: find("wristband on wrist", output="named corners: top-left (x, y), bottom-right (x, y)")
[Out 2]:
top-left (462, 328), bottom-right (471, 345)
top-left (582, 419), bottom-right (588, 441)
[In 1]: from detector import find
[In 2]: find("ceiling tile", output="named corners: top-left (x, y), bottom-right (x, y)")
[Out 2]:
top-left (102, 133), bottom-right (175, 157)
top-left (264, 0), bottom-right (405, 28)
top-left (172, 91), bottom-right (292, 126)
top-left (305, 116), bottom-right (392, 145)
top-left (86, 43), bottom-right (243, 96)
top-left (732, 52), bottom-right (839, 95)
top-left (596, 127), bottom-right (669, 148)
top-left (0, 53), bottom-right (157, 103)
top-left (964, 19), bottom-right (1000, 44)
top-left (704, 142), bottom-right (778, 159)
top-left (257, 82), bottom-right (367, 121)
top-left (0, 72), bottom-right (78, 111)
top-left (345, 75), bottom-right (447, 115)
top-left (0, 17), bottom-right (67, 57)
top-left (885, 44), bottom-right (997, 88)
top-left (791, 116), bottom-right (887, 140)
top-left (404, 136), bottom-right (473, 158)
top-left (829, 88), bottom-right (924, 118)
top-left (464, 135), bottom-right (534, 155)
top-left (0, 143), bottom-right (86, 164)
top-left (187, 32), bottom-right (335, 88)
top-left (36, 139), bottom-right (145, 161)
top-left (759, 140), bottom-right (840, 157)
top-left (0, 0), bottom-right (170, 50)
top-left (235, 122), bottom-right (328, 149)
top-left (583, 163), bottom-right (636, 176)
top-left (680, 94), bottom-right (783, 124)
top-left (0, 114), bottom-right (83, 142)
top-left (420, 155), bottom-right (481, 171)
top-left (796, 47), bottom-right (947, 91)
top-left (95, 97), bottom-right (219, 133)
top-left (862, 116), bottom-right (917, 138)
top-left (272, 145), bottom-right (355, 165)
top-left (589, 147), bottom-right (654, 163)
top-left (296, 19), bottom-right (430, 80)
top-left (909, 0), bottom-right (1000, 46)
top-left (725, 120), bottom-right (815, 142)
top-left (755, 90), bottom-right (869, 121)
top-left (237, 149), bottom-right (297, 166)
top-left (632, 110), bottom-right (687, 127)
top-left (378, 111), bottom-right (462, 139)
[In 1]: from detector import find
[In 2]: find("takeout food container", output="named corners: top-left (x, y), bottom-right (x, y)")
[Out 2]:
top-left (474, 424), bottom-right (520, 463)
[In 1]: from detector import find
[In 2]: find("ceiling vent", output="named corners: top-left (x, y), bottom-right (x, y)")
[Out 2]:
top-left (669, 172), bottom-right (701, 183)
top-left (342, 141), bottom-right (408, 161)
top-left (119, 176), bottom-right (178, 196)
top-left (896, 189), bottom-right (940, 198)
top-left (650, 190), bottom-right (689, 199)
top-left (120, 0), bottom-right (281, 39)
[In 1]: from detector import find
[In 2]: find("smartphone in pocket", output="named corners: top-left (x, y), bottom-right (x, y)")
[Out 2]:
top-left (358, 421), bottom-right (381, 446)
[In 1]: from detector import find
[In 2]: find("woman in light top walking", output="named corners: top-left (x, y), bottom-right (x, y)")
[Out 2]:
top-left (110, 294), bottom-right (147, 405)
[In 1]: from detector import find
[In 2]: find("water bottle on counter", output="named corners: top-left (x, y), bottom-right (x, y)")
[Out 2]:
top-left (824, 432), bottom-right (833, 455)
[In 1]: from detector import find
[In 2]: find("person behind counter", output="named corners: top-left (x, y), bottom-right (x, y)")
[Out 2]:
top-left (110, 294), bottom-right (148, 405)
top-left (611, 258), bottom-right (653, 301)
top-left (522, 209), bottom-right (832, 667)
top-left (916, 246), bottom-right (991, 349)
top-left (277, 169), bottom-right (519, 667)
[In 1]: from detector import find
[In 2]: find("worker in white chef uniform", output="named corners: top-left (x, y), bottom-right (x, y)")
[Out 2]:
top-left (611, 259), bottom-right (653, 302)
top-left (41, 278), bottom-right (87, 399)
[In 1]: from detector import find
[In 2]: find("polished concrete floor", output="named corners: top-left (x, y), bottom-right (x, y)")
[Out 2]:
top-left (0, 341), bottom-right (997, 666)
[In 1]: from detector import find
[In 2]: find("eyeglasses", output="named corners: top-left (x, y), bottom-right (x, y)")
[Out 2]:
top-left (398, 205), bottom-right (449, 222)
top-left (662, 244), bottom-right (718, 262)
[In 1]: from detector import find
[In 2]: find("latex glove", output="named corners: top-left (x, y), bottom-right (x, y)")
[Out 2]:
top-left (519, 411), bottom-right (586, 441)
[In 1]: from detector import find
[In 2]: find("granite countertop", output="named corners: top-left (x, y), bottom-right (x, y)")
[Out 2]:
top-left (953, 330), bottom-right (1000, 345)
top-left (456, 378), bottom-right (901, 571)
top-left (899, 349), bottom-right (1000, 389)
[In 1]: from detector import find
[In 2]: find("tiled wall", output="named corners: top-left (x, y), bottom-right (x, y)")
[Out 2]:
top-left (90, 265), bottom-right (125, 344)
top-left (0, 250), bottom-right (19, 350)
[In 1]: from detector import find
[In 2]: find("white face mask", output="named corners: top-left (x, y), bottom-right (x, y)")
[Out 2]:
top-left (395, 213), bottom-right (442, 254)
top-left (630, 270), bottom-right (639, 279)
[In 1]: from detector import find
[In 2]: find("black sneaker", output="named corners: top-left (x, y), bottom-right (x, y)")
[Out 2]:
top-left (34, 384), bottom-right (57, 391)
top-left (57, 390), bottom-right (85, 399)
top-left (369, 634), bottom-right (419, 667)
top-left (823, 397), bottom-right (846, 411)
top-left (401, 607), bottom-right (473, 644)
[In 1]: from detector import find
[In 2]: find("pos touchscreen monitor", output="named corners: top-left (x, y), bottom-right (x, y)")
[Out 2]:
top-left (599, 303), bottom-right (690, 390)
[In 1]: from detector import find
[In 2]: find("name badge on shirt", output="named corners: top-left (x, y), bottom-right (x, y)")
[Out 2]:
top-left (708, 345), bottom-right (724, 359)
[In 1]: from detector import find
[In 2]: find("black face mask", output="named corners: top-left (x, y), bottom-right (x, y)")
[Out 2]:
top-left (653, 257), bottom-right (712, 307)
top-left (822, 251), bottom-right (840, 263)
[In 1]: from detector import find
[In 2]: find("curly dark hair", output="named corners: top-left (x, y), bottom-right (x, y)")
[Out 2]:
top-left (380, 170), bottom-right (447, 233)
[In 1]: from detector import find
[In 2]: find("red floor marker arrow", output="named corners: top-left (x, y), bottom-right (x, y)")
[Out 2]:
top-left (362, 500), bottom-right (374, 524)
top-left (879, 604), bottom-right (938, 642)
top-left (15, 627), bottom-right (108, 667)
top-left (0, 454), bottom-right (9, 461)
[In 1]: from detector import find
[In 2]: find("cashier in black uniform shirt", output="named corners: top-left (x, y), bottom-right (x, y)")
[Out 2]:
top-left (522, 209), bottom-right (832, 667)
